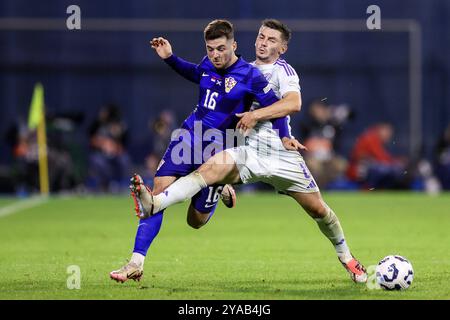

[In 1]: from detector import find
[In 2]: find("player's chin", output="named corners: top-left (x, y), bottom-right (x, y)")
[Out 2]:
top-left (256, 53), bottom-right (267, 60)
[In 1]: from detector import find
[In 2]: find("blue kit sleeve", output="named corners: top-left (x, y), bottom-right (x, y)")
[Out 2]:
top-left (164, 54), bottom-right (201, 84)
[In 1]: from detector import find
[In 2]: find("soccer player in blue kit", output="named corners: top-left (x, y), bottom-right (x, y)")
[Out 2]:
top-left (128, 19), bottom-right (368, 284)
top-left (110, 19), bottom-right (301, 282)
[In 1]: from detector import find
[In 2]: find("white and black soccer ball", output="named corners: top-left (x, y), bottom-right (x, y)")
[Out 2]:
top-left (376, 255), bottom-right (414, 290)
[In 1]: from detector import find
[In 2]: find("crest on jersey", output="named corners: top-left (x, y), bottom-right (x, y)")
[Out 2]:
top-left (224, 77), bottom-right (237, 93)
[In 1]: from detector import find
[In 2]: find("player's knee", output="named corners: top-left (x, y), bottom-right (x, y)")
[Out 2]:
top-left (186, 207), bottom-right (209, 229)
top-left (308, 203), bottom-right (329, 219)
top-left (186, 216), bottom-right (206, 229)
top-left (187, 221), bottom-right (204, 229)
top-left (300, 198), bottom-right (328, 219)
top-left (198, 162), bottom-right (222, 183)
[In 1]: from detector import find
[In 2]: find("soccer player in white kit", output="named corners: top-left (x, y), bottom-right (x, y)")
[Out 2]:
top-left (131, 19), bottom-right (368, 283)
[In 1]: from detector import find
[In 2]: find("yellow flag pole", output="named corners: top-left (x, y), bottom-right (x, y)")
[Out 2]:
top-left (28, 83), bottom-right (50, 195)
top-left (37, 106), bottom-right (49, 195)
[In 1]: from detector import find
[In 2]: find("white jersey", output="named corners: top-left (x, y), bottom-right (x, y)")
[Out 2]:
top-left (250, 58), bottom-right (301, 136)
top-left (226, 58), bottom-right (319, 193)
top-left (251, 58), bottom-right (301, 104)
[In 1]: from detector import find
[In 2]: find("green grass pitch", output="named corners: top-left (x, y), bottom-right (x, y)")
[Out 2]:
top-left (0, 192), bottom-right (449, 300)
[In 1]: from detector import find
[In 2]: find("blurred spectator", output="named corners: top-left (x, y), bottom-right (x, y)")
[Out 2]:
top-left (299, 100), bottom-right (351, 188)
top-left (46, 111), bottom-right (86, 190)
top-left (435, 123), bottom-right (450, 190)
top-left (143, 153), bottom-right (160, 187)
top-left (5, 119), bottom-right (39, 194)
top-left (87, 104), bottom-right (131, 192)
top-left (143, 110), bottom-right (176, 185)
top-left (5, 118), bottom-right (77, 195)
top-left (346, 122), bottom-right (426, 190)
top-left (150, 110), bottom-right (176, 159)
top-left (347, 122), bottom-right (441, 192)
top-left (347, 122), bottom-right (406, 189)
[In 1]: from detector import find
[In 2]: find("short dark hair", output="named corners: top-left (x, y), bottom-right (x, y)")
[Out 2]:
top-left (204, 19), bottom-right (234, 41)
top-left (261, 19), bottom-right (291, 43)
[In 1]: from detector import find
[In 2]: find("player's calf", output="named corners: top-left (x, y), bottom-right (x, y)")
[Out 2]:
top-left (186, 205), bottom-right (210, 229)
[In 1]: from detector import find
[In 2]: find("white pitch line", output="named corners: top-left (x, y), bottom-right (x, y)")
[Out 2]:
top-left (0, 196), bottom-right (49, 218)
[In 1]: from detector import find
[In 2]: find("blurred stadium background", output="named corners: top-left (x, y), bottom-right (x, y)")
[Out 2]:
top-left (1, 0), bottom-right (449, 195)
top-left (1, 0), bottom-right (450, 301)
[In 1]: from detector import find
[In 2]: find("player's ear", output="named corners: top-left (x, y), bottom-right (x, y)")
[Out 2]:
top-left (232, 41), bottom-right (237, 51)
top-left (279, 43), bottom-right (288, 55)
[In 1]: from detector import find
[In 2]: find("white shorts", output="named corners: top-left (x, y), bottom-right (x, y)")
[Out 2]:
top-left (226, 123), bottom-right (319, 194)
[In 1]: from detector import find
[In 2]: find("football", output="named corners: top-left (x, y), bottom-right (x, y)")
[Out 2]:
top-left (376, 255), bottom-right (414, 290)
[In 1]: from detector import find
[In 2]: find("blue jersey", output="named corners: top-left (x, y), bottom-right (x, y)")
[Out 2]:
top-left (156, 54), bottom-right (291, 213)
top-left (164, 54), bottom-right (290, 137)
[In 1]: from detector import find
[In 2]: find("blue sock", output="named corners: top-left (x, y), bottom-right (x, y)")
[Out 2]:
top-left (133, 211), bottom-right (164, 256)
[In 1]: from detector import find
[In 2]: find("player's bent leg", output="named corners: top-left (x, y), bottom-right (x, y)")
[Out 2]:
top-left (141, 150), bottom-right (242, 216)
top-left (286, 191), bottom-right (328, 219)
top-left (199, 152), bottom-right (239, 209)
top-left (186, 183), bottom-right (223, 229)
top-left (110, 176), bottom-right (177, 283)
top-left (197, 150), bottom-right (242, 185)
top-left (130, 175), bottom-right (176, 258)
top-left (287, 191), bottom-right (367, 283)
top-left (186, 204), bottom-right (211, 229)
top-left (184, 151), bottom-right (240, 227)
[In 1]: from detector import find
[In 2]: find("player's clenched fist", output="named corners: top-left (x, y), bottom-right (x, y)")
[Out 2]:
top-left (150, 37), bottom-right (173, 59)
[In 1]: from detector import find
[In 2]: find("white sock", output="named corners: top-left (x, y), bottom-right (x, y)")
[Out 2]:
top-left (130, 252), bottom-right (145, 267)
top-left (314, 208), bottom-right (353, 263)
top-left (154, 171), bottom-right (207, 212)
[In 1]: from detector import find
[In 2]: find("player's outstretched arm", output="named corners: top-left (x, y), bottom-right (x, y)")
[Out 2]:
top-left (236, 91), bottom-right (301, 132)
top-left (151, 37), bottom-right (201, 83)
top-left (254, 91), bottom-right (301, 120)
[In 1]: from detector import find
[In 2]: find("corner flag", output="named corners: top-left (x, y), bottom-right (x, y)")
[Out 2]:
top-left (28, 83), bottom-right (49, 195)
top-left (28, 83), bottom-right (44, 130)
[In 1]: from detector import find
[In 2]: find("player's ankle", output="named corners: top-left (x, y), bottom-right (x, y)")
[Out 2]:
top-left (338, 252), bottom-right (353, 264)
top-left (152, 195), bottom-right (163, 213)
top-left (131, 252), bottom-right (145, 267)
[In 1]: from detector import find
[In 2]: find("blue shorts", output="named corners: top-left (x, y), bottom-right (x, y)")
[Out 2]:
top-left (155, 130), bottom-right (224, 213)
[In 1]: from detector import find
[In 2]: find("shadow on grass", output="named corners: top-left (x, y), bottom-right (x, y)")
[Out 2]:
top-left (0, 277), bottom-right (420, 300)
top-left (140, 278), bottom-right (375, 299)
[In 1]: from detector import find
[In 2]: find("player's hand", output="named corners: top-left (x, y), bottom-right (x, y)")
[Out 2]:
top-left (236, 111), bottom-right (258, 135)
top-left (282, 137), bottom-right (308, 152)
top-left (150, 37), bottom-right (173, 59)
